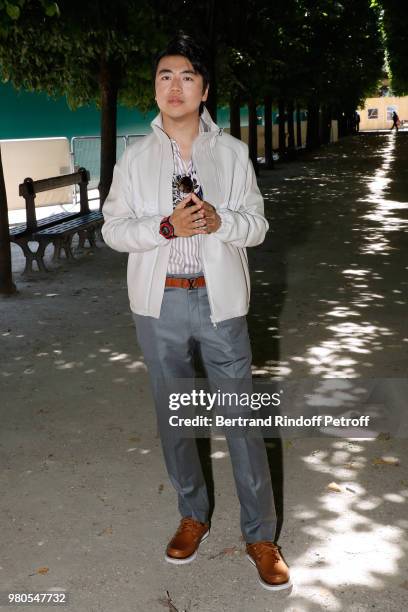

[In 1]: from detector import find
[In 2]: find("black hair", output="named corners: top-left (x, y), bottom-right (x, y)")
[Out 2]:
top-left (153, 32), bottom-right (210, 115)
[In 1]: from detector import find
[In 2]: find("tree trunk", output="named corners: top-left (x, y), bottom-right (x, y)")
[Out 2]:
top-left (346, 109), bottom-right (355, 135)
top-left (206, 50), bottom-right (217, 121)
top-left (205, 0), bottom-right (217, 121)
top-left (0, 147), bottom-right (16, 295)
top-left (321, 105), bottom-right (332, 144)
top-left (306, 100), bottom-right (320, 150)
top-left (336, 110), bottom-right (346, 138)
top-left (296, 103), bottom-right (302, 148)
top-left (230, 92), bottom-right (241, 139)
top-left (99, 58), bottom-right (118, 208)
top-left (278, 98), bottom-right (286, 158)
top-left (264, 95), bottom-right (274, 169)
top-left (287, 100), bottom-right (296, 159)
top-left (248, 99), bottom-right (258, 176)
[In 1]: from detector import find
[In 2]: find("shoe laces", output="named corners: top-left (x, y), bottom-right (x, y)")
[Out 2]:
top-left (176, 517), bottom-right (205, 535)
top-left (250, 541), bottom-right (281, 563)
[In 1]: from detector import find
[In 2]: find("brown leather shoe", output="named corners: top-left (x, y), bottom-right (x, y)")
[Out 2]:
top-left (165, 517), bottom-right (209, 564)
top-left (246, 541), bottom-right (292, 590)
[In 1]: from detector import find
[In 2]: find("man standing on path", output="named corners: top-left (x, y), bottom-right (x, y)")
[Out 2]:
top-left (102, 33), bottom-right (291, 592)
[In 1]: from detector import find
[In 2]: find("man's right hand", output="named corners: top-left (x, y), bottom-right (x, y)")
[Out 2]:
top-left (170, 194), bottom-right (207, 237)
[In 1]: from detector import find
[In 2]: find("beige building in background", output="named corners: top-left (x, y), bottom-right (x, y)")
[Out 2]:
top-left (359, 96), bottom-right (408, 130)
top-left (226, 121), bottom-right (338, 157)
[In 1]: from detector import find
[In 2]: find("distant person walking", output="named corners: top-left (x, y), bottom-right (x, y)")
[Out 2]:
top-left (355, 111), bottom-right (361, 132)
top-left (391, 111), bottom-right (400, 131)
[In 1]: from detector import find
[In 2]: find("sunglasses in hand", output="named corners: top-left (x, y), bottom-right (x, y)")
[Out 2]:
top-left (176, 175), bottom-right (203, 206)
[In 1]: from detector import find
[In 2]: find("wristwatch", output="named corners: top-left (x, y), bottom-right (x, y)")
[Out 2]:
top-left (159, 216), bottom-right (176, 239)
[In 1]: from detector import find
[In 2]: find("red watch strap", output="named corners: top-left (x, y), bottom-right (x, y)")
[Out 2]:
top-left (160, 216), bottom-right (176, 239)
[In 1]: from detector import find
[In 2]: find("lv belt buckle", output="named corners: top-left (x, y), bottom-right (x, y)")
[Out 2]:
top-left (187, 278), bottom-right (197, 290)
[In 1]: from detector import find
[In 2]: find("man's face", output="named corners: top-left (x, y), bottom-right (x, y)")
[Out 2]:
top-left (155, 54), bottom-right (208, 119)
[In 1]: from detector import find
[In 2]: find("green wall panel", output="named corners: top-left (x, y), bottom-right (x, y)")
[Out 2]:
top-left (0, 82), bottom-right (235, 142)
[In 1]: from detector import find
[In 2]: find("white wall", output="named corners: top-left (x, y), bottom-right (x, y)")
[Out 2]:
top-left (1, 137), bottom-right (72, 211)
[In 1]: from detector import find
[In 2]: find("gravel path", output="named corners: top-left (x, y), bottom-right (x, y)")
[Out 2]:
top-left (1, 132), bottom-right (407, 611)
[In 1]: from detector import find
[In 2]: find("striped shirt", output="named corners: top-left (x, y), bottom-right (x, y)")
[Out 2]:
top-left (167, 121), bottom-right (205, 275)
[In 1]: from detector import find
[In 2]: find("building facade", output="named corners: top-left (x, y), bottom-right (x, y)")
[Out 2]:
top-left (359, 96), bottom-right (408, 130)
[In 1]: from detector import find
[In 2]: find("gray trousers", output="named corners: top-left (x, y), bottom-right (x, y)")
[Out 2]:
top-left (132, 282), bottom-right (276, 543)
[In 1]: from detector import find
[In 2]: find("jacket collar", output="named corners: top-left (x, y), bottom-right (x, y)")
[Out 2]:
top-left (151, 106), bottom-right (222, 137)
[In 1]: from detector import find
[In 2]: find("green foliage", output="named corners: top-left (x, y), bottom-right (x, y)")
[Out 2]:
top-left (159, 0), bottom-right (384, 111)
top-left (0, 0), bottom-right (388, 119)
top-left (0, 0), bottom-right (24, 22)
top-left (252, 0), bottom-right (384, 111)
top-left (5, 2), bottom-right (21, 19)
top-left (0, 0), bottom-right (164, 111)
top-left (379, 0), bottom-right (408, 94)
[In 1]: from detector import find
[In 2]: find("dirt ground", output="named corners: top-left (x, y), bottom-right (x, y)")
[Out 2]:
top-left (1, 132), bottom-right (407, 611)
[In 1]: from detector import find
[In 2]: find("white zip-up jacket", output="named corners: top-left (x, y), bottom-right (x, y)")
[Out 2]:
top-left (101, 107), bottom-right (269, 323)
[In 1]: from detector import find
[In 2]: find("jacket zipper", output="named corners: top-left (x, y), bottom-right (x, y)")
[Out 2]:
top-left (192, 133), bottom-right (218, 327)
top-left (211, 131), bottom-right (223, 198)
top-left (146, 140), bottom-right (164, 312)
top-left (149, 135), bottom-right (172, 316)
top-left (208, 133), bottom-right (223, 326)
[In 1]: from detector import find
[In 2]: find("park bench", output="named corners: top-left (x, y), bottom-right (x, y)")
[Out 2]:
top-left (10, 167), bottom-right (103, 273)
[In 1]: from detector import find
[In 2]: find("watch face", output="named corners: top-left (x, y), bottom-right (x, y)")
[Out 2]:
top-left (160, 219), bottom-right (174, 238)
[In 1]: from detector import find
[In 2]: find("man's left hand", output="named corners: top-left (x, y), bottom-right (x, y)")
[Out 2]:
top-left (190, 193), bottom-right (221, 233)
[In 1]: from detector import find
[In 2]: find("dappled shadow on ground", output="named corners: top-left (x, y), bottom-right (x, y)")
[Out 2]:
top-left (1, 301), bottom-right (406, 609)
top-left (270, 435), bottom-right (408, 611)
top-left (249, 132), bottom-right (408, 380)
top-left (1, 133), bottom-right (407, 610)
top-left (247, 132), bottom-right (408, 609)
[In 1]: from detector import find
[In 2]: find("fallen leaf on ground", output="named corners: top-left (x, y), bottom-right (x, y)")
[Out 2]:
top-left (327, 482), bottom-right (342, 492)
top-left (156, 590), bottom-right (182, 611)
top-left (372, 456), bottom-right (400, 466)
top-left (98, 526), bottom-right (113, 536)
top-left (37, 567), bottom-right (49, 575)
top-left (208, 546), bottom-right (241, 559)
top-left (376, 432), bottom-right (391, 441)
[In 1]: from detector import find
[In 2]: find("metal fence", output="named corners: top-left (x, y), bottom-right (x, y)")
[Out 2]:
top-left (71, 134), bottom-right (145, 200)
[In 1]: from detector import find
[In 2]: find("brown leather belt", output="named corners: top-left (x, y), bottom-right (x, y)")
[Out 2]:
top-left (165, 276), bottom-right (206, 289)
